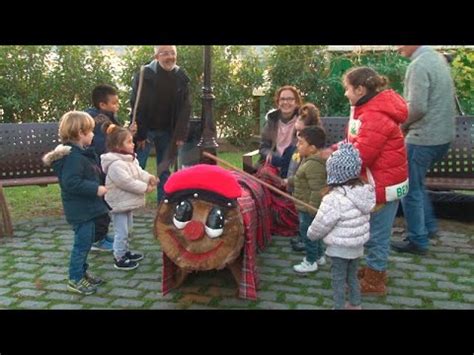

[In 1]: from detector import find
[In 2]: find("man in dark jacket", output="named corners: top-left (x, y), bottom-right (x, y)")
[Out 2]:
top-left (130, 45), bottom-right (192, 202)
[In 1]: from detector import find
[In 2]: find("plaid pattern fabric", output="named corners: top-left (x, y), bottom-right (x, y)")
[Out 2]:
top-left (235, 187), bottom-right (259, 299)
top-left (231, 171), bottom-right (272, 251)
top-left (256, 164), bottom-right (299, 237)
top-left (162, 252), bottom-right (177, 297)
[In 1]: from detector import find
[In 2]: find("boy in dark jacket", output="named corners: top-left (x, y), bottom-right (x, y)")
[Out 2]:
top-left (43, 111), bottom-right (110, 295)
top-left (85, 84), bottom-right (121, 252)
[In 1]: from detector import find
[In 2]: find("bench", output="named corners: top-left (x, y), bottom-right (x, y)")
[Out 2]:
top-left (242, 116), bottom-right (474, 191)
top-left (0, 122), bottom-right (60, 237)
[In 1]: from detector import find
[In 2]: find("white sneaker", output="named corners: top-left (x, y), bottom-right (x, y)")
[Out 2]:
top-left (316, 256), bottom-right (327, 266)
top-left (293, 259), bottom-right (318, 273)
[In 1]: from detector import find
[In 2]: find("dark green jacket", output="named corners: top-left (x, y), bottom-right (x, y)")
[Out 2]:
top-left (288, 155), bottom-right (326, 215)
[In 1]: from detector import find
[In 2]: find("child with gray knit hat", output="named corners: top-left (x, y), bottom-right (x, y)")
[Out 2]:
top-left (307, 143), bottom-right (376, 309)
top-left (326, 143), bottom-right (362, 185)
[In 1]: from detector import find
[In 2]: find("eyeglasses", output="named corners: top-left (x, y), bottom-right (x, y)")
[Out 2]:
top-left (158, 50), bottom-right (176, 57)
top-left (279, 97), bottom-right (296, 102)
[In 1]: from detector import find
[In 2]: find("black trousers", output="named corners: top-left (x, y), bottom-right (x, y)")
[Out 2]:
top-left (94, 213), bottom-right (111, 242)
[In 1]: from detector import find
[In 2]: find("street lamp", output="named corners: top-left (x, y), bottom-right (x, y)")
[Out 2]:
top-left (197, 45), bottom-right (219, 164)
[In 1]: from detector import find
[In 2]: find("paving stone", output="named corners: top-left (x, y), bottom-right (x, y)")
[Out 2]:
top-left (40, 251), bottom-right (67, 259)
top-left (285, 294), bottom-right (317, 304)
top-left (50, 303), bottom-right (84, 309)
top-left (0, 296), bottom-right (17, 307)
top-left (392, 279), bottom-right (432, 288)
top-left (13, 262), bottom-right (40, 271)
top-left (218, 298), bottom-right (255, 308)
top-left (135, 281), bottom-right (161, 291)
top-left (268, 284), bottom-right (301, 293)
top-left (9, 250), bottom-right (37, 257)
top-left (47, 292), bottom-right (78, 301)
top-left (295, 304), bottom-right (325, 310)
top-left (412, 272), bottom-right (449, 281)
top-left (110, 299), bottom-right (145, 308)
top-left (150, 302), bottom-right (179, 309)
top-left (0, 279), bottom-right (12, 287)
top-left (395, 263), bottom-right (427, 272)
top-left (432, 301), bottom-right (474, 309)
top-left (40, 273), bottom-right (67, 282)
top-left (291, 278), bottom-right (324, 287)
top-left (259, 274), bottom-right (289, 283)
top-left (15, 289), bottom-right (46, 298)
top-left (458, 277), bottom-right (474, 285)
top-left (437, 281), bottom-right (473, 292)
top-left (413, 289), bottom-right (450, 299)
top-left (385, 296), bottom-right (422, 307)
top-left (462, 294), bottom-right (474, 303)
top-left (81, 296), bottom-right (112, 305)
top-left (434, 267), bottom-right (471, 276)
top-left (9, 272), bottom-right (37, 279)
top-left (43, 283), bottom-right (68, 292)
top-left (256, 301), bottom-right (291, 309)
top-left (363, 302), bottom-right (394, 310)
top-left (257, 290), bottom-right (278, 302)
top-left (107, 288), bottom-right (143, 298)
top-left (17, 300), bottom-right (50, 309)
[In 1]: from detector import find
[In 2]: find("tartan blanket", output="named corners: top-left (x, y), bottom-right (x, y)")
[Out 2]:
top-left (255, 164), bottom-right (299, 237)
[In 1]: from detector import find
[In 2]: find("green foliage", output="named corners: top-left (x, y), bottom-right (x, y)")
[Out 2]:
top-left (264, 47), bottom-right (410, 117)
top-left (0, 45), bottom-right (116, 123)
top-left (451, 47), bottom-right (474, 114)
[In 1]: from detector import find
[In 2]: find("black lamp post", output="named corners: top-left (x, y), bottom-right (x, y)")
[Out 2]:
top-left (197, 45), bottom-right (218, 164)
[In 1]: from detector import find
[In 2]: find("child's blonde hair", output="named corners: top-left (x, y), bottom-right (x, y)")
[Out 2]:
top-left (58, 111), bottom-right (95, 143)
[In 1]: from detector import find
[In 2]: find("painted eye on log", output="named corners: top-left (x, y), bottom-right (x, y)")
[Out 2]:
top-left (173, 200), bottom-right (193, 229)
top-left (205, 206), bottom-right (224, 238)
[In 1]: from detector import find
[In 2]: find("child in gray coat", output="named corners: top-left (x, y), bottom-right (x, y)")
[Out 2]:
top-left (307, 143), bottom-right (375, 309)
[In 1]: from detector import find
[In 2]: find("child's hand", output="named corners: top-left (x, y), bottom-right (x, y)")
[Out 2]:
top-left (282, 178), bottom-right (288, 186)
top-left (149, 175), bottom-right (159, 186)
top-left (97, 185), bottom-right (107, 196)
top-left (145, 184), bottom-right (156, 193)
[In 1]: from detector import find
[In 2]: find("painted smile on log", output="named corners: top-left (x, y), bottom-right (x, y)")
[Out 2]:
top-left (166, 228), bottom-right (224, 262)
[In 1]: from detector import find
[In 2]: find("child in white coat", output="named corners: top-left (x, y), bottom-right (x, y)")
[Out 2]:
top-left (101, 123), bottom-right (158, 270)
top-left (307, 143), bottom-right (375, 309)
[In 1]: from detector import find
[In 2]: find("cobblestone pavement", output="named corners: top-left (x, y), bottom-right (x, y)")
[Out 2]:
top-left (0, 210), bottom-right (473, 310)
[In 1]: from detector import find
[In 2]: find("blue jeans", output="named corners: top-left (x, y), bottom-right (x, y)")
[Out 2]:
top-left (299, 211), bottom-right (324, 263)
top-left (136, 130), bottom-right (175, 202)
top-left (69, 220), bottom-right (95, 282)
top-left (111, 211), bottom-right (133, 260)
top-left (365, 200), bottom-right (399, 271)
top-left (331, 257), bottom-right (360, 309)
top-left (402, 143), bottom-right (450, 249)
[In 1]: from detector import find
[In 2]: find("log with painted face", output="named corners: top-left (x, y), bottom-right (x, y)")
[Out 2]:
top-left (155, 164), bottom-right (261, 298)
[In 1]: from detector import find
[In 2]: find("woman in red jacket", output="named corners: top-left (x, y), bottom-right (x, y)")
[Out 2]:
top-left (330, 67), bottom-right (409, 296)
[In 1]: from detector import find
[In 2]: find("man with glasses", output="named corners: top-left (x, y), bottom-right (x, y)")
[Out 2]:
top-left (130, 45), bottom-right (192, 202)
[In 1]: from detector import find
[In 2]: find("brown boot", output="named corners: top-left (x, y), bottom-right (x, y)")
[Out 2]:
top-left (360, 268), bottom-right (387, 296)
top-left (358, 266), bottom-right (388, 285)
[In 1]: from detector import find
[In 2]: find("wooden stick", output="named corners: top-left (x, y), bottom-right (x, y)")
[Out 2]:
top-left (202, 151), bottom-right (318, 214)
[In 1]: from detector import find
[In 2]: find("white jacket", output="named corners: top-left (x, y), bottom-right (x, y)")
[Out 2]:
top-left (101, 152), bottom-right (153, 213)
top-left (307, 184), bottom-right (376, 259)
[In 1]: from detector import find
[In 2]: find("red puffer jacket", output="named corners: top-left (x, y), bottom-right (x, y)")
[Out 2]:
top-left (348, 89), bottom-right (408, 204)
